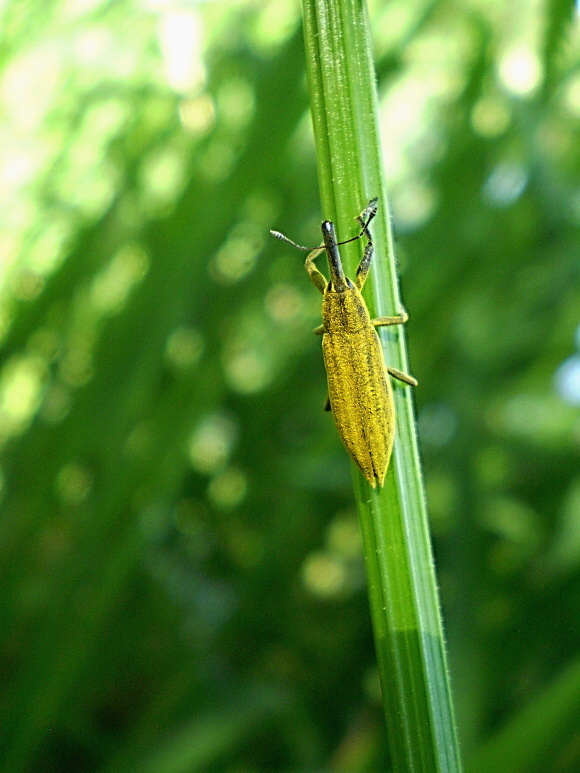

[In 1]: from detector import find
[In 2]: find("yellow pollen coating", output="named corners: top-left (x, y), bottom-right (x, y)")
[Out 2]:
top-left (322, 285), bottom-right (393, 487)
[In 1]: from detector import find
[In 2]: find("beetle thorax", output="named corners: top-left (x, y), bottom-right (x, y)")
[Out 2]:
top-left (322, 285), bottom-right (372, 333)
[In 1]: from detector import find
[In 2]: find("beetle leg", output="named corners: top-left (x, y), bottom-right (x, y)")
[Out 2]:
top-left (305, 246), bottom-right (328, 294)
top-left (313, 324), bottom-right (325, 335)
top-left (372, 311), bottom-right (409, 327)
top-left (357, 198), bottom-right (378, 237)
top-left (355, 240), bottom-right (374, 290)
top-left (374, 313), bottom-right (417, 384)
top-left (387, 366), bottom-right (418, 387)
top-left (354, 199), bottom-right (378, 290)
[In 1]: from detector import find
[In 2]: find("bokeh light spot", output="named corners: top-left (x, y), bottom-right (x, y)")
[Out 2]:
top-left (26, 219), bottom-right (71, 276)
top-left (188, 412), bottom-right (238, 474)
top-left (40, 383), bottom-right (71, 424)
top-left (264, 283), bottom-right (304, 323)
top-left (199, 138), bottom-right (236, 182)
top-left (211, 222), bottom-right (264, 284)
top-left (498, 46), bottom-right (543, 97)
top-left (302, 552), bottom-right (346, 599)
top-left (555, 354), bottom-right (580, 406)
top-left (471, 94), bottom-right (511, 137)
top-left (418, 403), bottom-right (457, 447)
top-left (11, 269), bottom-right (44, 301)
top-left (90, 243), bottom-right (149, 314)
top-left (251, 0), bottom-right (301, 55)
top-left (483, 161), bottom-right (528, 206)
top-left (217, 78), bottom-right (255, 130)
top-left (59, 348), bottom-right (94, 387)
top-left (493, 393), bottom-right (577, 446)
top-left (179, 93), bottom-right (215, 135)
top-left (28, 328), bottom-right (61, 362)
top-left (563, 71), bottom-right (580, 118)
top-left (392, 179), bottom-right (437, 232)
top-left (165, 326), bottom-right (204, 370)
top-left (223, 337), bottom-right (273, 394)
top-left (140, 148), bottom-right (188, 213)
top-left (0, 354), bottom-right (48, 442)
top-left (207, 467), bottom-right (248, 510)
top-left (483, 496), bottom-right (541, 570)
top-left (326, 514), bottom-right (361, 560)
top-left (56, 462), bottom-right (92, 505)
top-left (158, 9), bottom-right (205, 93)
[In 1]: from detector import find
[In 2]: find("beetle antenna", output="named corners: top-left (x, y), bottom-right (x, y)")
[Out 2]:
top-left (269, 230), bottom-right (315, 252)
top-left (271, 198), bottom-right (378, 251)
top-left (336, 233), bottom-right (364, 246)
top-left (336, 197), bottom-right (378, 246)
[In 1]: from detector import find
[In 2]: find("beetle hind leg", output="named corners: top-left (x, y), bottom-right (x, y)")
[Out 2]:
top-left (387, 366), bottom-right (418, 387)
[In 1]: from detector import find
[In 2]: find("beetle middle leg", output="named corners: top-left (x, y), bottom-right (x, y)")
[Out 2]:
top-left (372, 311), bottom-right (409, 327)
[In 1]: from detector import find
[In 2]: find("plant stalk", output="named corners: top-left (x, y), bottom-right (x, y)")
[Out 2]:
top-left (301, 0), bottom-right (462, 769)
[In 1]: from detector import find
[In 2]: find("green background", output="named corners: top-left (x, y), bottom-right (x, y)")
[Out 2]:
top-left (0, 0), bottom-right (578, 771)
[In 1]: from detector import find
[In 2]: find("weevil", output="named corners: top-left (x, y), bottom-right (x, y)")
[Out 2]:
top-left (270, 198), bottom-right (417, 488)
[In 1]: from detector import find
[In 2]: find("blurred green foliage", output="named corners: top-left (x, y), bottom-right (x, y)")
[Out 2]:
top-left (0, 0), bottom-right (578, 771)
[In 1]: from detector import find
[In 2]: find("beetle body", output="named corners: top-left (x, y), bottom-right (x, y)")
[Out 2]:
top-left (271, 199), bottom-right (416, 488)
top-left (321, 284), bottom-right (394, 487)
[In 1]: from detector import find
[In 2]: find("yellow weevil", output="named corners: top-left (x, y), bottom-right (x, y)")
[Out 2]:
top-left (271, 198), bottom-right (417, 488)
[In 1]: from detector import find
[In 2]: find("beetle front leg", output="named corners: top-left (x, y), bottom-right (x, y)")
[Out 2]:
top-left (304, 246), bottom-right (328, 294)
top-left (355, 241), bottom-right (374, 290)
top-left (354, 199), bottom-right (378, 290)
top-left (357, 198), bottom-right (378, 237)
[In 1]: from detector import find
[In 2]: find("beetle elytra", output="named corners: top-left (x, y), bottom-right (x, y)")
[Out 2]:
top-left (270, 199), bottom-right (417, 488)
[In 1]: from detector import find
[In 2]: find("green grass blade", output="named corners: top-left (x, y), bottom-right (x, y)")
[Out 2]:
top-left (302, 0), bottom-right (462, 769)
